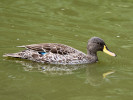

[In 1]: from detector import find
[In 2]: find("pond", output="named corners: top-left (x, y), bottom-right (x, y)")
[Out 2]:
top-left (0, 0), bottom-right (133, 100)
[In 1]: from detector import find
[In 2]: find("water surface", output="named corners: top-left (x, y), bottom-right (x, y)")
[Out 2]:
top-left (0, 0), bottom-right (133, 100)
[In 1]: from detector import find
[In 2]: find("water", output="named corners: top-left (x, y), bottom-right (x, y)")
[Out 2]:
top-left (0, 0), bottom-right (133, 100)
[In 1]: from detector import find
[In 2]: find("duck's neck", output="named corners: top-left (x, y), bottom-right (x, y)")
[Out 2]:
top-left (87, 50), bottom-right (98, 62)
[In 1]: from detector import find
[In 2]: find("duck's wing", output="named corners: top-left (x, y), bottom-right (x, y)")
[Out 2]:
top-left (18, 43), bottom-right (77, 55)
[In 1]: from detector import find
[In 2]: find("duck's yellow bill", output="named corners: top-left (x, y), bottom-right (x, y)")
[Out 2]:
top-left (103, 45), bottom-right (116, 57)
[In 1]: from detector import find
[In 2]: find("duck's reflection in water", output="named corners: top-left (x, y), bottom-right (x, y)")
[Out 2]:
top-left (85, 65), bottom-right (115, 86)
top-left (15, 60), bottom-right (88, 75)
top-left (6, 58), bottom-right (115, 86)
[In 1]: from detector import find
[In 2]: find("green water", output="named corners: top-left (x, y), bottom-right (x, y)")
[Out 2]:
top-left (0, 0), bottom-right (133, 100)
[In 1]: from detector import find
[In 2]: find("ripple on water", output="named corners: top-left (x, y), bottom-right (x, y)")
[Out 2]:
top-left (121, 45), bottom-right (132, 49)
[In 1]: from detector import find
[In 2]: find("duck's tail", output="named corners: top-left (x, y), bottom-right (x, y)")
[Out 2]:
top-left (3, 53), bottom-right (21, 58)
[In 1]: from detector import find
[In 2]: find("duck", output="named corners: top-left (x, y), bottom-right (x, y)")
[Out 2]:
top-left (3, 37), bottom-right (116, 65)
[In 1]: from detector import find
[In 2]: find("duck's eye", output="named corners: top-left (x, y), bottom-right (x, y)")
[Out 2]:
top-left (97, 42), bottom-right (103, 46)
top-left (93, 42), bottom-right (103, 46)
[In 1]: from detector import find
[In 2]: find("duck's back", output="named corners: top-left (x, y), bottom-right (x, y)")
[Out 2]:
top-left (4, 43), bottom-right (90, 65)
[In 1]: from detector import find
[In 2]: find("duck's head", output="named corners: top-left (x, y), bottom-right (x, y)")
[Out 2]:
top-left (87, 37), bottom-right (116, 57)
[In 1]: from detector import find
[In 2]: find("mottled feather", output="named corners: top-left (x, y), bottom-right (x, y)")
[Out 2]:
top-left (3, 37), bottom-right (116, 65)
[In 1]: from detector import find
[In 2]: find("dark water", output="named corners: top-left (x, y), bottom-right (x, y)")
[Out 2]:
top-left (0, 0), bottom-right (133, 100)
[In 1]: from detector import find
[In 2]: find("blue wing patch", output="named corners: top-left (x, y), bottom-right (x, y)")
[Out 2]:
top-left (38, 52), bottom-right (47, 55)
